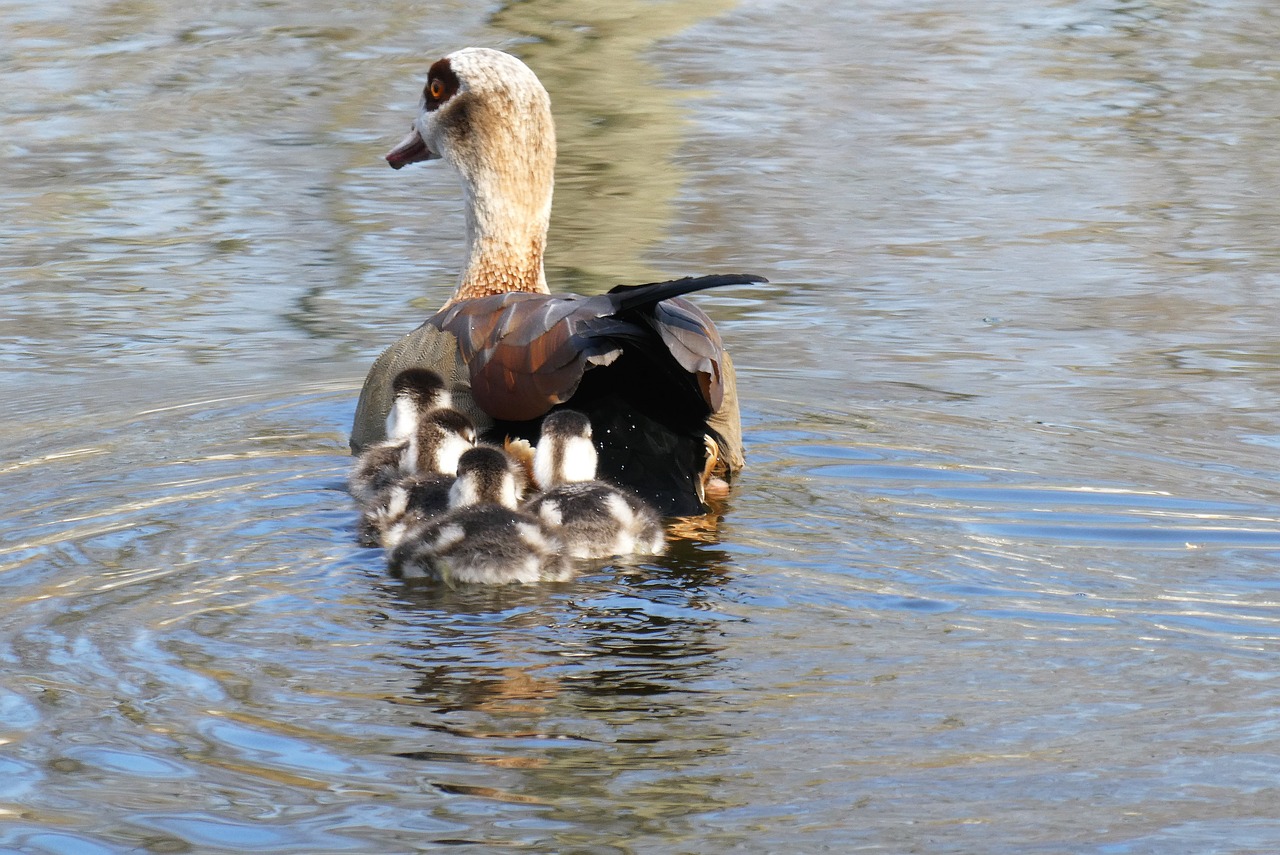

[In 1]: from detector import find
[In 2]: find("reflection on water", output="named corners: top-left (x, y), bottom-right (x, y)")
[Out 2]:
top-left (4, 0), bottom-right (1280, 851)
top-left (493, 0), bottom-right (739, 291)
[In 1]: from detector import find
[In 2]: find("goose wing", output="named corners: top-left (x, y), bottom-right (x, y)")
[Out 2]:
top-left (427, 274), bottom-right (763, 421)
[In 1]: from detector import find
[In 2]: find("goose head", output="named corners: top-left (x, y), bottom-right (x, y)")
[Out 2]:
top-left (386, 47), bottom-right (556, 302)
top-left (449, 446), bottom-right (522, 510)
top-left (533, 410), bottom-right (598, 490)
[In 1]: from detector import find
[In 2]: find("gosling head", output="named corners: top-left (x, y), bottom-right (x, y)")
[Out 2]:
top-left (533, 409), bottom-right (598, 490)
top-left (411, 408), bottom-right (477, 475)
top-left (386, 369), bottom-right (452, 441)
top-left (448, 446), bottom-right (521, 510)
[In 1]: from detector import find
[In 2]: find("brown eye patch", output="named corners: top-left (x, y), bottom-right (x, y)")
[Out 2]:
top-left (423, 57), bottom-right (459, 111)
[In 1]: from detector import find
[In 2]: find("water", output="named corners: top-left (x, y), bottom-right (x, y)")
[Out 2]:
top-left (3, 0), bottom-right (1280, 851)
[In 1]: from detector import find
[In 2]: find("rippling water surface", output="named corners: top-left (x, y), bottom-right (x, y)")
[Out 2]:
top-left (4, 0), bottom-right (1280, 851)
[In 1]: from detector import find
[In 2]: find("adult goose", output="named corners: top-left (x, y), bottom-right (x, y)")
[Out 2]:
top-left (351, 47), bottom-right (763, 516)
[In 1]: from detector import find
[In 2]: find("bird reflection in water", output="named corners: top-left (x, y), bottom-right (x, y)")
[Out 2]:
top-left (372, 536), bottom-right (735, 723)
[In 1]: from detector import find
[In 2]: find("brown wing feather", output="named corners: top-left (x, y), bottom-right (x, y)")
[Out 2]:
top-left (430, 293), bottom-right (623, 420)
top-left (428, 277), bottom-right (748, 422)
top-left (650, 297), bottom-right (726, 412)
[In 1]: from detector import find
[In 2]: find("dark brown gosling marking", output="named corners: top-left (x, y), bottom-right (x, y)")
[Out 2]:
top-left (391, 368), bottom-right (449, 408)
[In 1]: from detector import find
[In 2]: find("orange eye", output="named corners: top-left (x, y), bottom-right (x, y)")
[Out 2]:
top-left (429, 78), bottom-right (445, 100)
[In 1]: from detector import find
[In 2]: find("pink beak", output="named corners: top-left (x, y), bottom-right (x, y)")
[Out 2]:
top-left (386, 127), bottom-right (434, 169)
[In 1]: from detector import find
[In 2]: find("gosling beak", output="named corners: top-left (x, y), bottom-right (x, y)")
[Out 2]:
top-left (385, 126), bottom-right (436, 169)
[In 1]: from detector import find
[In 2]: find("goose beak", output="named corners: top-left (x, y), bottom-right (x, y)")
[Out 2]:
top-left (386, 126), bottom-right (436, 169)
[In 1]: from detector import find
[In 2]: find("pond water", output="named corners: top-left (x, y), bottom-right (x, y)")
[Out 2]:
top-left (4, 0), bottom-right (1280, 851)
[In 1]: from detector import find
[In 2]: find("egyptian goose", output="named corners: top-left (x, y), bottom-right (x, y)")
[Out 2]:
top-left (351, 48), bottom-right (763, 516)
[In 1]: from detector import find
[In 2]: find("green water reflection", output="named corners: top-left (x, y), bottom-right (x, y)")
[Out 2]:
top-left (493, 0), bottom-right (738, 292)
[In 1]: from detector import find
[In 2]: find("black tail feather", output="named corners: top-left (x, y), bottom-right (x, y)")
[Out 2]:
top-left (605, 273), bottom-right (767, 314)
